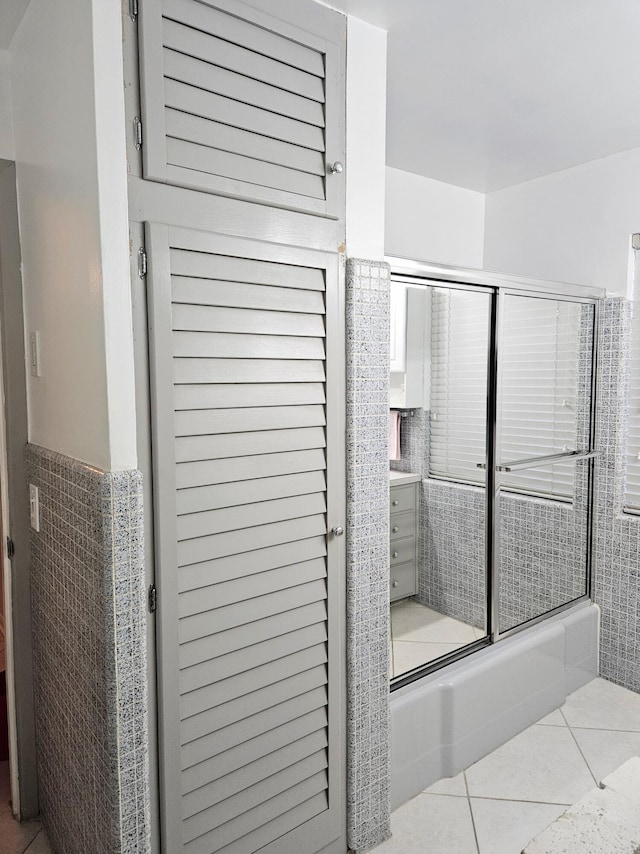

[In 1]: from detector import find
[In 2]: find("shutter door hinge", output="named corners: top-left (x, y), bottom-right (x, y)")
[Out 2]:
top-left (6, 537), bottom-right (14, 559)
top-left (134, 116), bottom-right (143, 151)
top-left (138, 247), bottom-right (147, 278)
top-left (148, 584), bottom-right (157, 613)
top-left (129, 0), bottom-right (138, 22)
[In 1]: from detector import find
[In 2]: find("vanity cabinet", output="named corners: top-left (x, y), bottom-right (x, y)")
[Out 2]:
top-left (390, 478), bottom-right (419, 601)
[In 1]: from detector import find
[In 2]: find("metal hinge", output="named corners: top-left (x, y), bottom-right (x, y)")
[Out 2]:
top-left (6, 537), bottom-right (14, 559)
top-left (138, 247), bottom-right (147, 278)
top-left (129, 0), bottom-right (138, 22)
top-left (148, 584), bottom-right (157, 613)
top-left (134, 116), bottom-right (143, 151)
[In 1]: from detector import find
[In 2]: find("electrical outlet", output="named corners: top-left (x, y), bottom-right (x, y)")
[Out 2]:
top-left (29, 483), bottom-right (40, 532)
top-left (30, 331), bottom-right (41, 377)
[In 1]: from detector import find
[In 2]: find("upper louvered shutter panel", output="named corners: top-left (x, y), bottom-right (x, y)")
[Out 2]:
top-left (138, 0), bottom-right (344, 216)
top-left (146, 223), bottom-right (344, 854)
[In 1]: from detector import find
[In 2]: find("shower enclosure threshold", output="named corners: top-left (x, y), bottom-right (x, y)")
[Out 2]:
top-left (389, 600), bottom-right (599, 810)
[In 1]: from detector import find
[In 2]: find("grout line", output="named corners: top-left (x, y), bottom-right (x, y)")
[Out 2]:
top-left (464, 772), bottom-right (482, 854)
top-left (563, 712), bottom-right (599, 787)
top-left (467, 795), bottom-right (572, 807)
top-left (20, 830), bottom-right (40, 854)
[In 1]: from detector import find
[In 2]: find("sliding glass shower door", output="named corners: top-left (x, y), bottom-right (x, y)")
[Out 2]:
top-left (494, 293), bottom-right (597, 637)
top-left (389, 270), bottom-right (599, 687)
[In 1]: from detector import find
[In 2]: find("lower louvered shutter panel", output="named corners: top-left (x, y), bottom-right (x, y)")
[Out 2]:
top-left (146, 223), bottom-right (344, 853)
top-left (138, 0), bottom-right (345, 216)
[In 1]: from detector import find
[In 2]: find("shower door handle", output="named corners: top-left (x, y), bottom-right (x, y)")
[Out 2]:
top-left (476, 450), bottom-right (599, 472)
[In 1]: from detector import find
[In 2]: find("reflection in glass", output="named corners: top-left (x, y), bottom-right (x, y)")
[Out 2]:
top-left (389, 283), bottom-right (490, 679)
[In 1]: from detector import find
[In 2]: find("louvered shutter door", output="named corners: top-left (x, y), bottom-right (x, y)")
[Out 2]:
top-left (147, 223), bottom-right (344, 854)
top-left (138, 0), bottom-right (343, 216)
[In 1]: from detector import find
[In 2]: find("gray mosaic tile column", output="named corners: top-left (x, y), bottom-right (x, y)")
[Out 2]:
top-left (593, 298), bottom-right (640, 693)
top-left (345, 258), bottom-right (392, 852)
top-left (26, 445), bottom-right (150, 854)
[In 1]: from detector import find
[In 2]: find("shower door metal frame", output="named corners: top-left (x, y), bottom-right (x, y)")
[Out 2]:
top-left (387, 256), bottom-right (604, 689)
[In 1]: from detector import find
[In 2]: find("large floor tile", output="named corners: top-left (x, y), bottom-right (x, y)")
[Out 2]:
top-left (371, 793), bottom-right (478, 854)
top-left (424, 771), bottom-right (467, 797)
top-left (524, 785), bottom-right (640, 853)
top-left (537, 708), bottom-right (566, 726)
top-left (0, 762), bottom-right (46, 854)
top-left (465, 724), bottom-right (594, 804)
top-left (24, 832), bottom-right (53, 854)
top-left (601, 757), bottom-right (640, 808)
top-left (391, 602), bottom-right (478, 645)
top-left (470, 797), bottom-right (566, 854)
top-left (572, 727), bottom-right (640, 782)
top-left (0, 814), bottom-right (42, 854)
top-left (562, 677), bottom-right (640, 731)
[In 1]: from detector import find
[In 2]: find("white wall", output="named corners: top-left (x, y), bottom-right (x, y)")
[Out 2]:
top-left (0, 50), bottom-right (14, 160)
top-left (9, 0), bottom-right (136, 471)
top-left (385, 167), bottom-right (486, 268)
top-left (484, 147), bottom-right (640, 296)
top-left (346, 17), bottom-right (387, 260)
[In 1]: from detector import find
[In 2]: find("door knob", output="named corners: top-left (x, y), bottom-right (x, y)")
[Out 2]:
top-left (392, 580), bottom-right (399, 588)
top-left (392, 551), bottom-right (399, 559)
top-left (331, 526), bottom-right (344, 537)
top-left (329, 161), bottom-right (344, 174)
top-left (392, 526), bottom-right (399, 533)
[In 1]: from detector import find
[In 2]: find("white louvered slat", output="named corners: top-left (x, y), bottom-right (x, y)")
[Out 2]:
top-left (179, 665), bottom-right (328, 747)
top-left (183, 727), bottom-right (328, 816)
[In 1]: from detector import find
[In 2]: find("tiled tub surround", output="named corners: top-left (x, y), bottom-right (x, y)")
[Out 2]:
top-left (345, 258), bottom-right (392, 852)
top-left (593, 298), bottom-right (640, 693)
top-left (26, 445), bottom-right (149, 854)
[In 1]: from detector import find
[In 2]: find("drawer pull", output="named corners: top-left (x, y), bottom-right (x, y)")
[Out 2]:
top-left (392, 526), bottom-right (399, 533)
top-left (392, 551), bottom-right (399, 558)
top-left (392, 580), bottom-right (399, 588)
top-left (392, 499), bottom-right (399, 506)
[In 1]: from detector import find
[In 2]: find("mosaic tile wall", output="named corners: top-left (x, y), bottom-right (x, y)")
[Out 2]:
top-left (345, 258), bottom-right (391, 852)
top-left (593, 298), bottom-right (640, 693)
top-left (26, 445), bottom-right (150, 854)
top-left (390, 408), bottom-right (429, 477)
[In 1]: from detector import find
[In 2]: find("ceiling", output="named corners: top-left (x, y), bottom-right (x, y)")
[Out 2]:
top-left (4, 0), bottom-right (640, 193)
top-left (327, 0), bottom-right (640, 192)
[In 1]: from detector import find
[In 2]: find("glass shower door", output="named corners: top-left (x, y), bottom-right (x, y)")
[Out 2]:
top-left (495, 293), bottom-right (597, 635)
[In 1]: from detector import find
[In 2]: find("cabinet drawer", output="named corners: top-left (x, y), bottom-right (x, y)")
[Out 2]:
top-left (390, 510), bottom-right (415, 542)
top-left (390, 484), bottom-right (415, 514)
top-left (390, 536), bottom-right (415, 566)
top-left (390, 562), bottom-right (416, 600)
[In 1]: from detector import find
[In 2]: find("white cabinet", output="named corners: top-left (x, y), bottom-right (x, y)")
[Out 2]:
top-left (390, 474), bottom-right (419, 601)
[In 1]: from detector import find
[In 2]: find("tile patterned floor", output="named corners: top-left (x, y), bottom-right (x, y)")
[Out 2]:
top-left (373, 677), bottom-right (640, 853)
top-left (0, 762), bottom-right (52, 854)
top-left (2, 677), bottom-right (638, 853)
top-left (391, 600), bottom-right (484, 677)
